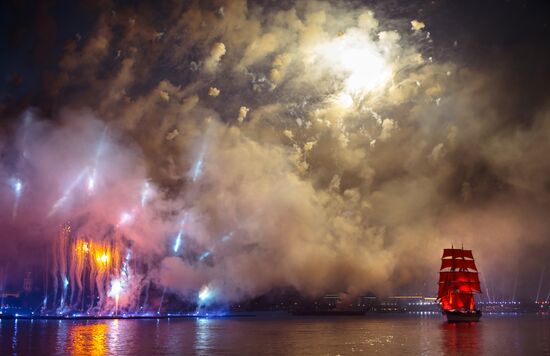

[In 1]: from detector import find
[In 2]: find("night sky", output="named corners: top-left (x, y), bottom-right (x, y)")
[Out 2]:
top-left (2, 0), bottom-right (549, 116)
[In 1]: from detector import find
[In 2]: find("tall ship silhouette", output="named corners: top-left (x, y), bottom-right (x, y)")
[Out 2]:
top-left (437, 246), bottom-right (482, 322)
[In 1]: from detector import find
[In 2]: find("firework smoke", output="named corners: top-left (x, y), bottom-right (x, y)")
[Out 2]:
top-left (1, 0), bottom-right (550, 310)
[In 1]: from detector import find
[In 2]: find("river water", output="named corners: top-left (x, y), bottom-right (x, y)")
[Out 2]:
top-left (1, 314), bottom-right (549, 355)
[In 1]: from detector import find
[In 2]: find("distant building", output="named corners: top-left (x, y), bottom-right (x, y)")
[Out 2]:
top-left (359, 296), bottom-right (378, 310)
top-left (322, 294), bottom-right (340, 309)
top-left (23, 272), bottom-right (32, 293)
top-left (378, 295), bottom-right (439, 312)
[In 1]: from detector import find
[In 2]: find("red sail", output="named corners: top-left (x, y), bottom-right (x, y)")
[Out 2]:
top-left (438, 247), bottom-right (481, 311)
top-left (439, 272), bottom-right (480, 283)
top-left (442, 249), bottom-right (474, 259)
top-left (438, 281), bottom-right (481, 296)
top-left (439, 289), bottom-right (477, 310)
top-left (440, 258), bottom-right (477, 270)
top-left (454, 294), bottom-right (474, 309)
top-left (438, 283), bottom-right (449, 299)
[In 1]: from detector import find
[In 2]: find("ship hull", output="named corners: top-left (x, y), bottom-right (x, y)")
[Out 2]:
top-left (444, 310), bottom-right (482, 323)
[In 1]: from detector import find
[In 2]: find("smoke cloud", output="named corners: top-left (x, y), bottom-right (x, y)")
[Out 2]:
top-left (1, 0), bottom-right (550, 306)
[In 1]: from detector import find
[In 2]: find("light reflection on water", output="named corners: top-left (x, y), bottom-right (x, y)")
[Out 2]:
top-left (195, 317), bottom-right (213, 355)
top-left (108, 319), bottom-right (119, 353)
top-left (11, 318), bottom-right (17, 351)
top-left (0, 314), bottom-right (548, 355)
top-left (68, 322), bottom-right (108, 355)
top-left (440, 320), bottom-right (481, 354)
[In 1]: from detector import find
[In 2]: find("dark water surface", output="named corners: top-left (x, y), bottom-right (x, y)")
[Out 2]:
top-left (1, 314), bottom-right (549, 355)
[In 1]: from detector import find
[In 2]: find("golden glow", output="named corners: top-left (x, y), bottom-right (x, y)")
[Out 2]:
top-left (75, 240), bottom-right (90, 254)
top-left (312, 29), bottom-right (392, 104)
top-left (340, 45), bottom-right (390, 93)
top-left (334, 92), bottom-right (354, 108)
top-left (58, 228), bottom-right (124, 313)
top-left (68, 323), bottom-right (108, 355)
top-left (70, 238), bottom-right (121, 274)
top-left (96, 253), bottom-right (110, 265)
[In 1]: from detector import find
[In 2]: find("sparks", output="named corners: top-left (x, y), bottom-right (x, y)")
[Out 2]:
top-left (87, 127), bottom-right (107, 194)
top-left (198, 285), bottom-right (212, 302)
top-left (173, 231), bottom-right (183, 253)
top-left (192, 157), bottom-right (204, 182)
top-left (110, 279), bottom-right (122, 296)
top-left (87, 172), bottom-right (96, 192)
top-left (96, 253), bottom-right (110, 265)
top-left (59, 277), bottom-right (69, 308)
top-left (221, 231), bottom-right (234, 242)
top-left (9, 177), bottom-right (23, 218)
top-left (118, 212), bottom-right (133, 226)
top-left (198, 251), bottom-right (211, 261)
top-left (140, 180), bottom-right (151, 207)
top-left (109, 279), bottom-right (123, 315)
top-left (11, 178), bottom-right (23, 197)
top-left (173, 217), bottom-right (187, 253)
top-left (191, 141), bottom-right (208, 182)
top-left (312, 29), bottom-right (392, 102)
top-left (122, 249), bottom-right (132, 275)
top-left (48, 168), bottom-right (88, 217)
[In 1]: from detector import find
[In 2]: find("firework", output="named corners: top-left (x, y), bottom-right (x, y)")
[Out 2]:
top-left (3, 0), bottom-right (548, 319)
top-left (48, 168), bottom-right (89, 217)
top-left (9, 177), bottom-right (23, 218)
top-left (198, 285), bottom-right (212, 304)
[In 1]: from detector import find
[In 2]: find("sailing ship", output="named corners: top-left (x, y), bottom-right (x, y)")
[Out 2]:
top-left (437, 246), bottom-right (482, 322)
